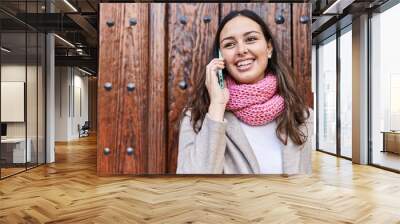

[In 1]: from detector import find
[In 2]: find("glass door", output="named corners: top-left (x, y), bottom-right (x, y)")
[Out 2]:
top-left (370, 3), bottom-right (400, 171)
top-left (339, 26), bottom-right (352, 159)
top-left (317, 35), bottom-right (337, 155)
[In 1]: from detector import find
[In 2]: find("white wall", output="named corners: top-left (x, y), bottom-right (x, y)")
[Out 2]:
top-left (54, 66), bottom-right (89, 141)
top-left (1, 65), bottom-right (40, 138)
top-left (55, 66), bottom-right (69, 141)
top-left (1, 63), bottom-right (46, 164)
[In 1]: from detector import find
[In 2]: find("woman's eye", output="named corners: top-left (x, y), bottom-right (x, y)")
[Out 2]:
top-left (246, 37), bottom-right (257, 42)
top-left (224, 43), bottom-right (234, 48)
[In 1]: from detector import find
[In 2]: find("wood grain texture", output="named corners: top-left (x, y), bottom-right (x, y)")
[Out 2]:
top-left (148, 3), bottom-right (167, 174)
top-left (117, 3), bottom-right (149, 175)
top-left (167, 3), bottom-right (219, 173)
top-left (97, 3), bottom-right (124, 175)
top-left (98, 4), bottom-right (149, 175)
top-left (1, 136), bottom-right (400, 223)
top-left (292, 3), bottom-right (313, 108)
top-left (221, 3), bottom-right (292, 67)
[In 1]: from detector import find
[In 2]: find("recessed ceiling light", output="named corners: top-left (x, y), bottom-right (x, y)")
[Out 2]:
top-left (54, 34), bottom-right (75, 48)
top-left (78, 67), bottom-right (93, 76)
top-left (323, 0), bottom-right (355, 15)
top-left (1, 47), bottom-right (11, 53)
top-left (63, 0), bottom-right (78, 12)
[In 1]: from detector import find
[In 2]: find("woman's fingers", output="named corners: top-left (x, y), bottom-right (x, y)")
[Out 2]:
top-left (210, 65), bottom-right (225, 88)
top-left (204, 58), bottom-right (229, 106)
top-left (206, 59), bottom-right (225, 87)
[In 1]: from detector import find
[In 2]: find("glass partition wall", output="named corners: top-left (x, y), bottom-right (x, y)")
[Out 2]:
top-left (317, 35), bottom-right (337, 155)
top-left (316, 26), bottom-right (353, 159)
top-left (370, 3), bottom-right (400, 171)
top-left (0, 1), bottom-right (46, 179)
top-left (339, 26), bottom-right (352, 159)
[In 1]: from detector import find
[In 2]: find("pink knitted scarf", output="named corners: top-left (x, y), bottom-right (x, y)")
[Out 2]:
top-left (226, 72), bottom-right (285, 126)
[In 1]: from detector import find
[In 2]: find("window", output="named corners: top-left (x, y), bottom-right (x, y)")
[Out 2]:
top-left (370, 2), bottom-right (400, 171)
top-left (339, 27), bottom-right (352, 158)
top-left (317, 35), bottom-right (337, 155)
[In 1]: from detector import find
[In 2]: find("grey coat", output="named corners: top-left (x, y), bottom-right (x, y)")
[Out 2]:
top-left (176, 110), bottom-right (313, 175)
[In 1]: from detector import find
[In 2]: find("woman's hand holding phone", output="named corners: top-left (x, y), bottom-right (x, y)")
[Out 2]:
top-left (205, 57), bottom-right (229, 122)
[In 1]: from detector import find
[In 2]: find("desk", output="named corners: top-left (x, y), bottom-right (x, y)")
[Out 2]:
top-left (1, 138), bottom-right (31, 163)
top-left (381, 131), bottom-right (400, 154)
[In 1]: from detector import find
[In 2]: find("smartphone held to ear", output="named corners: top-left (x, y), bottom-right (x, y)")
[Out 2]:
top-left (217, 50), bottom-right (225, 89)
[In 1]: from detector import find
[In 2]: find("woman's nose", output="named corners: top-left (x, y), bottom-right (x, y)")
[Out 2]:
top-left (237, 43), bottom-right (248, 55)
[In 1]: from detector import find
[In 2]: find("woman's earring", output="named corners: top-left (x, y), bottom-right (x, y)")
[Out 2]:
top-left (268, 54), bottom-right (272, 59)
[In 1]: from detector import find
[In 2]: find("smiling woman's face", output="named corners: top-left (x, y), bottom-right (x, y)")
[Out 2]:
top-left (219, 16), bottom-right (273, 84)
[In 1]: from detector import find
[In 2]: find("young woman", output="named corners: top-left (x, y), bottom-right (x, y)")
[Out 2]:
top-left (176, 10), bottom-right (313, 175)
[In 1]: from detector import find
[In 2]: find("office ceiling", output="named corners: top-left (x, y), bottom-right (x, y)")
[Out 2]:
top-left (0, 0), bottom-right (394, 74)
top-left (1, 0), bottom-right (99, 73)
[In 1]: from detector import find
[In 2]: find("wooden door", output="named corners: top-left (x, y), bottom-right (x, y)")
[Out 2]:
top-left (98, 3), bottom-right (166, 175)
top-left (98, 2), bottom-right (312, 175)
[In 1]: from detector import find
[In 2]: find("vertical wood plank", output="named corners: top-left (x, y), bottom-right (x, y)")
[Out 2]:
top-left (148, 3), bottom-right (167, 174)
top-left (97, 3), bottom-right (124, 175)
top-left (221, 3), bottom-right (292, 67)
top-left (117, 3), bottom-right (149, 174)
top-left (167, 3), bottom-right (219, 173)
top-left (292, 3), bottom-right (312, 108)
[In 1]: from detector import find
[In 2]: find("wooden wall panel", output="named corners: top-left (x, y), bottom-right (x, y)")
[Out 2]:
top-left (292, 3), bottom-right (313, 108)
top-left (148, 3), bottom-right (167, 174)
top-left (221, 3), bottom-right (292, 67)
top-left (117, 3), bottom-right (149, 174)
top-left (167, 3), bottom-right (219, 173)
top-left (97, 3), bottom-right (124, 175)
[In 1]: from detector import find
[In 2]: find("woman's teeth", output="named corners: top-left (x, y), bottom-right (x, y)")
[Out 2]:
top-left (236, 59), bottom-right (254, 71)
top-left (237, 59), bottom-right (254, 67)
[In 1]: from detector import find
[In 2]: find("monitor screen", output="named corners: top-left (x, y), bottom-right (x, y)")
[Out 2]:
top-left (1, 123), bottom-right (7, 137)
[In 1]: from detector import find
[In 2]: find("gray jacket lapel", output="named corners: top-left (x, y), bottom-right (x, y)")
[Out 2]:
top-left (224, 112), bottom-right (261, 173)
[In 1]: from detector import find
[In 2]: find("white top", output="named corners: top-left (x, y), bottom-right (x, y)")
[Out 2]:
top-left (239, 120), bottom-right (283, 174)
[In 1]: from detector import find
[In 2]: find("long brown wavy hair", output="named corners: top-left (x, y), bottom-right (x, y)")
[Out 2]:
top-left (181, 9), bottom-right (310, 146)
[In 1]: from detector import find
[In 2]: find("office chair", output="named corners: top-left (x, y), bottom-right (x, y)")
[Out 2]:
top-left (79, 121), bottom-right (90, 138)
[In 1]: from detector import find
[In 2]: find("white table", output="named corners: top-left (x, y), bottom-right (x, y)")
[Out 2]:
top-left (1, 138), bottom-right (31, 163)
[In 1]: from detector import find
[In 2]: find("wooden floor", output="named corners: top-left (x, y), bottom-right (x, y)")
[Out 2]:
top-left (1, 136), bottom-right (400, 223)
top-left (0, 167), bottom-right (26, 178)
top-left (372, 150), bottom-right (400, 171)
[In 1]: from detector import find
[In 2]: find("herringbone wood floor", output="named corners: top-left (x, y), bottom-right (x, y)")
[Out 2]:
top-left (1, 136), bottom-right (400, 224)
